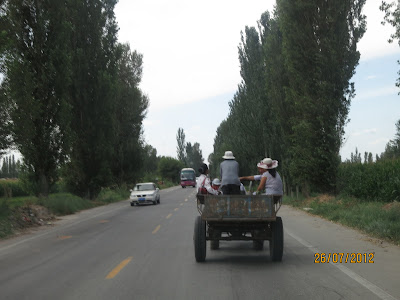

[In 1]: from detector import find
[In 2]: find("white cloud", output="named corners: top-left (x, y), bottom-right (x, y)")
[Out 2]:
top-left (358, 0), bottom-right (400, 61)
top-left (351, 128), bottom-right (377, 136)
top-left (369, 137), bottom-right (390, 145)
top-left (366, 75), bottom-right (377, 80)
top-left (354, 85), bottom-right (398, 101)
top-left (115, 0), bottom-right (275, 110)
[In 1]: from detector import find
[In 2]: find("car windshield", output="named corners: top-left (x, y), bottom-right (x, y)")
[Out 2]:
top-left (134, 184), bottom-right (155, 191)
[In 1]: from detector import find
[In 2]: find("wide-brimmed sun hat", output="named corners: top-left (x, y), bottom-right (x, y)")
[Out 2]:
top-left (222, 151), bottom-right (235, 159)
top-left (212, 178), bottom-right (221, 186)
top-left (257, 157), bottom-right (278, 169)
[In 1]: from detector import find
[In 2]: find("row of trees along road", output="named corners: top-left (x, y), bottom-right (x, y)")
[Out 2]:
top-left (210, 0), bottom-right (367, 196)
top-left (0, 155), bottom-right (21, 178)
top-left (176, 128), bottom-right (204, 175)
top-left (0, 0), bottom-right (148, 198)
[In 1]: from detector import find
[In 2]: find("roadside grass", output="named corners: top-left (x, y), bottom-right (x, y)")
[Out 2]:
top-left (1, 182), bottom-right (180, 239)
top-left (0, 188), bottom-right (131, 239)
top-left (284, 195), bottom-right (400, 245)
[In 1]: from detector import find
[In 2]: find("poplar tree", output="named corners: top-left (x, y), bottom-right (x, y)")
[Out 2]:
top-left (112, 43), bottom-right (148, 185)
top-left (2, 0), bottom-right (72, 195)
top-left (65, 0), bottom-right (119, 198)
top-left (276, 0), bottom-right (366, 194)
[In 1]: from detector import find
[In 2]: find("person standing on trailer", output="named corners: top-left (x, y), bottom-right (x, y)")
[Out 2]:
top-left (219, 151), bottom-right (241, 195)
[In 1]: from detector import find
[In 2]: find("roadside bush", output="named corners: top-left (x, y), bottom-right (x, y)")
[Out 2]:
top-left (0, 179), bottom-right (30, 198)
top-left (0, 199), bottom-right (12, 238)
top-left (37, 193), bottom-right (94, 215)
top-left (97, 186), bottom-right (129, 204)
top-left (337, 158), bottom-right (400, 202)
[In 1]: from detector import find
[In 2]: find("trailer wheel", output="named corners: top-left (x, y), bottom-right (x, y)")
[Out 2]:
top-left (253, 240), bottom-right (264, 251)
top-left (194, 216), bottom-right (206, 262)
top-left (270, 217), bottom-right (283, 262)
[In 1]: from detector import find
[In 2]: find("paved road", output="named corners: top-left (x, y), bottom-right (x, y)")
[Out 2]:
top-left (0, 186), bottom-right (399, 300)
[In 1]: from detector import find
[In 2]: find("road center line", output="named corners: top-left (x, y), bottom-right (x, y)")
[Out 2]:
top-left (166, 214), bottom-right (172, 219)
top-left (174, 208), bottom-right (179, 212)
top-left (285, 229), bottom-right (398, 300)
top-left (106, 257), bottom-right (133, 279)
top-left (152, 225), bottom-right (161, 234)
top-left (180, 203), bottom-right (184, 206)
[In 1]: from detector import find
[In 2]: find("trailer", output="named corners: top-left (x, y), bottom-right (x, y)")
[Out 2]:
top-left (194, 194), bottom-right (283, 262)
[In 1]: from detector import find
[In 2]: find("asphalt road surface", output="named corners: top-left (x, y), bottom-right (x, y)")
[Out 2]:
top-left (0, 186), bottom-right (399, 300)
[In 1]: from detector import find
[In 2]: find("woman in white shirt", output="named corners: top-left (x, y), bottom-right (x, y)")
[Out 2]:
top-left (196, 163), bottom-right (219, 195)
top-left (239, 158), bottom-right (283, 196)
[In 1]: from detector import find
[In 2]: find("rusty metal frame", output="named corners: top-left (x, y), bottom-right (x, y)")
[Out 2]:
top-left (196, 194), bottom-right (282, 222)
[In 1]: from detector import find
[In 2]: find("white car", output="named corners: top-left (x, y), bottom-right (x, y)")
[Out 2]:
top-left (130, 182), bottom-right (160, 206)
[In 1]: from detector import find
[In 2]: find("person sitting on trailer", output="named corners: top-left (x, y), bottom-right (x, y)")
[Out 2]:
top-left (197, 163), bottom-right (219, 195)
top-left (211, 178), bottom-right (222, 192)
top-left (239, 158), bottom-right (283, 196)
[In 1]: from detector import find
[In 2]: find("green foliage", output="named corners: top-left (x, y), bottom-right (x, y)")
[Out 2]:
top-left (176, 128), bottom-right (186, 164)
top-left (37, 193), bottom-right (95, 215)
top-left (285, 195), bottom-right (400, 244)
top-left (0, 179), bottom-right (29, 198)
top-left (211, 1), bottom-right (366, 196)
top-left (97, 186), bottom-right (129, 204)
top-left (3, 0), bottom-right (74, 196)
top-left (111, 43), bottom-right (148, 185)
top-left (380, 1), bottom-right (400, 89)
top-left (0, 198), bottom-right (12, 238)
top-left (0, 155), bottom-right (20, 178)
top-left (380, 119), bottom-right (400, 159)
top-left (64, 0), bottom-right (120, 199)
top-left (158, 156), bottom-right (184, 184)
top-left (337, 158), bottom-right (400, 202)
top-left (176, 128), bottom-right (204, 173)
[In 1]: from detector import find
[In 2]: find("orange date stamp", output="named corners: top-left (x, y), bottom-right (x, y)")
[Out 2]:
top-left (314, 252), bottom-right (374, 264)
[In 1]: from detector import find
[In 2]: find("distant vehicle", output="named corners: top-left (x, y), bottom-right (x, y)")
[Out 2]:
top-left (130, 182), bottom-right (160, 206)
top-left (180, 168), bottom-right (196, 188)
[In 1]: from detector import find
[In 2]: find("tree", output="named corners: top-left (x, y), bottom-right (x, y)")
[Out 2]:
top-left (176, 128), bottom-right (186, 164)
top-left (64, 0), bottom-right (120, 198)
top-left (186, 142), bottom-right (204, 173)
top-left (380, 1), bottom-right (400, 89)
top-left (2, 0), bottom-right (73, 196)
top-left (158, 156), bottom-right (183, 183)
top-left (0, 2), bottom-right (12, 155)
top-left (381, 119), bottom-right (400, 159)
top-left (276, 0), bottom-right (366, 194)
top-left (141, 144), bottom-right (159, 175)
top-left (111, 43), bottom-right (148, 185)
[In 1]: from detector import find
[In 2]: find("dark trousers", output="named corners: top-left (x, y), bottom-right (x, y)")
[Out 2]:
top-left (221, 184), bottom-right (240, 195)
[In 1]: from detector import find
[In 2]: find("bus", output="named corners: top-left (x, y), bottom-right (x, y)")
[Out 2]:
top-left (180, 168), bottom-right (196, 188)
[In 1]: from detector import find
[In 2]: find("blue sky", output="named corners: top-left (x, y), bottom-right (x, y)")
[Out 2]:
top-left (114, 0), bottom-right (400, 163)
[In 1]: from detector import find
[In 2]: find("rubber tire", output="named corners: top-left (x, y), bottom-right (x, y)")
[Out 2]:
top-left (210, 240), bottom-right (219, 250)
top-left (253, 240), bottom-right (264, 251)
top-left (270, 217), bottom-right (283, 262)
top-left (194, 216), bottom-right (206, 262)
top-left (130, 202), bottom-right (134, 207)
top-left (153, 200), bottom-right (157, 205)
top-left (157, 197), bottom-right (160, 204)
